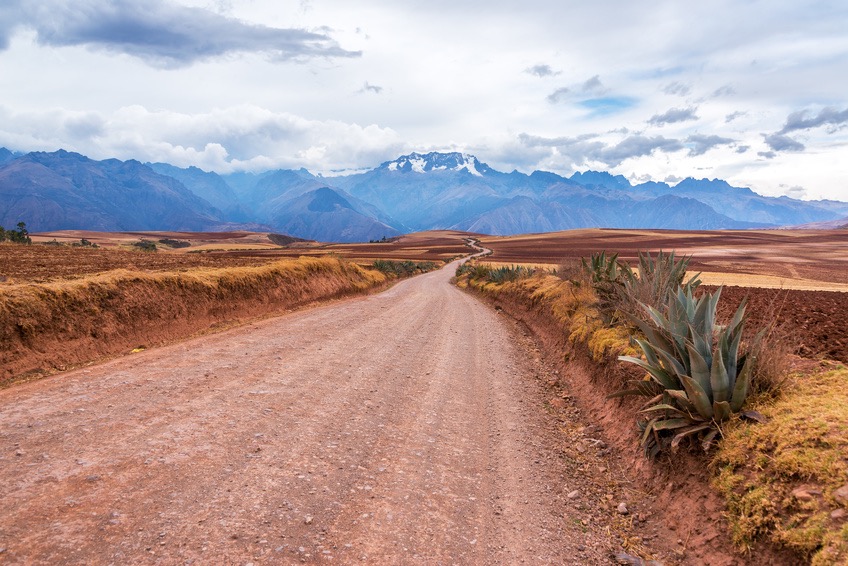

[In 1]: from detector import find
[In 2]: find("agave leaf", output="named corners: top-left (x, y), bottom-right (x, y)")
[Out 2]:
top-left (728, 296), bottom-right (748, 335)
top-left (680, 375), bottom-right (714, 419)
top-left (688, 323), bottom-right (712, 367)
top-left (700, 427), bottom-right (721, 452)
top-left (666, 389), bottom-right (698, 414)
top-left (654, 346), bottom-right (687, 380)
top-left (618, 355), bottom-right (677, 390)
top-left (710, 344), bottom-right (730, 403)
top-left (665, 299), bottom-right (689, 344)
top-left (729, 356), bottom-right (753, 412)
top-left (685, 272), bottom-right (702, 292)
top-left (740, 410), bottom-right (768, 423)
top-left (645, 305), bottom-right (671, 334)
top-left (607, 389), bottom-right (643, 399)
top-left (692, 297), bottom-right (710, 341)
top-left (639, 403), bottom-right (689, 418)
top-left (625, 313), bottom-right (676, 356)
top-left (639, 393), bottom-right (664, 409)
top-left (652, 418), bottom-right (693, 431)
top-left (607, 379), bottom-right (658, 399)
top-left (713, 400), bottom-right (731, 422)
top-left (686, 343), bottom-right (711, 393)
top-left (640, 417), bottom-right (660, 446)
top-left (670, 422), bottom-right (713, 452)
top-left (724, 324), bottom-right (745, 389)
top-left (705, 287), bottom-right (722, 338)
top-left (635, 338), bottom-right (660, 367)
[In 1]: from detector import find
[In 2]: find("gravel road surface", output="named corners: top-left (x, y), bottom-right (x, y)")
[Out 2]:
top-left (0, 262), bottom-right (621, 564)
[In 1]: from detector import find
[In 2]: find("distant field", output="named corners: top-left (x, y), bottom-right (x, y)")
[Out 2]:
top-left (5, 230), bottom-right (474, 284)
top-left (481, 228), bottom-right (848, 287)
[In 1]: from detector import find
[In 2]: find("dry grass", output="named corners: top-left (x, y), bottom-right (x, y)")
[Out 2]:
top-left (712, 365), bottom-right (848, 564)
top-left (1, 256), bottom-right (386, 385)
top-left (459, 267), bottom-right (634, 363)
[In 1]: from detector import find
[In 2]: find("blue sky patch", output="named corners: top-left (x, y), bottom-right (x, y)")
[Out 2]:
top-left (578, 97), bottom-right (638, 116)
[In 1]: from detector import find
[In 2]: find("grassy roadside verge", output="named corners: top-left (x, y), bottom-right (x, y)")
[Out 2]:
top-left (456, 264), bottom-right (848, 565)
top-left (1, 256), bottom-right (387, 387)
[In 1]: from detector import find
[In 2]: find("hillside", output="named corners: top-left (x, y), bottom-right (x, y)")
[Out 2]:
top-left (0, 151), bottom-right (224, 232)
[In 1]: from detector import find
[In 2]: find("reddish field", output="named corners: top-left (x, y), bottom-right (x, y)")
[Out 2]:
top-left (481, 228), bottom-right (848, 285)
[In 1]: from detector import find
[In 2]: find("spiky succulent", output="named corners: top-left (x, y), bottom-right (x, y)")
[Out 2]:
top-left (613, 286), bottom-right (757, 455)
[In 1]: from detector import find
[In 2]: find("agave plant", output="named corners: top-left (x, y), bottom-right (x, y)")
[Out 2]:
top-left (583, 250), bottom-right (701, 324)
top-left (620, 251), bottom-right (701, 315)
top-left (582, 251), bottom-right (629, 285)
top-left (581, 252), bottom-right (632, 321)
top-left (613, 286), bottom-right (757, 454)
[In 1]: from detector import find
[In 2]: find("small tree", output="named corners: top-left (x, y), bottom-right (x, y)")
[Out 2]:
top-left (1, 222), bottom-right (31, 244)
top-left (14, 222), bottom-right (31, 244)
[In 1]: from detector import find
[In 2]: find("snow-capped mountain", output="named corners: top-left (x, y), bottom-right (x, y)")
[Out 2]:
top-left (379, 152), bottom-right (491, 177)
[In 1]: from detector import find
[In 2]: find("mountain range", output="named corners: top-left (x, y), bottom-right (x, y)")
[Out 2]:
top-left (1, 148), bottom-right (847, 241)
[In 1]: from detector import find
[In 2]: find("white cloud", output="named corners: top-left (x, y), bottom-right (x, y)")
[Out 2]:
top-left (647, 107), bottom-right (699, 126)
top-left (0, 104), bottom-right (404, 173)
top-left (0, 0), bottom-right (847, 200)
top-left (0, 0), bottom-right (359, 67)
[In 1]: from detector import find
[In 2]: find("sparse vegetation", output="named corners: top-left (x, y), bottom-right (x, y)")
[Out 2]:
top-left (132, 240), bottom-right (157, 252)
top-left (372, 259), bottom-right (437, 277)
top-left (0, 222), bottom-right (32, 245)
top-left (1, 256), bottom-right (388, 385)
top-left (712, 366), bottom-right (848, 563)
top-left (455, 262), bottom-right (537, 284)
top-left (73, 238), bottom-right (99, 248)
top-left (158, 238), bottom-right (191, 249)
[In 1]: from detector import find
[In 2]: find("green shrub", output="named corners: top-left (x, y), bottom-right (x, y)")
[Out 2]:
top-left (487, 265), bottom-right (533, 283)
top-left (132, 240), bottom-right (157, 252)
top-left (158, 238), bottom-right (191, 249)
top-left (372, 259), bottom-right (437, 277)
top-left (455, 263), bottom-right (534, 284)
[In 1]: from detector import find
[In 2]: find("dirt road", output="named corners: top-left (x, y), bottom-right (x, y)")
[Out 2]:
top-left (0, 262), bottom-right (622, 564)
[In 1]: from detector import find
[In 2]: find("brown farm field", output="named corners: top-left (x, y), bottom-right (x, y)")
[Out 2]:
top-left (4, 230), bottom-right (475, 284)
top-left (481, 228), bottom-right (848, 287)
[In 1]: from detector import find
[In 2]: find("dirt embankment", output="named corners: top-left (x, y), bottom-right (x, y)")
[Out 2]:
top-left (464, 279), bottom-right (801, 565)
top-left (0, 257), bottom-right (386, 385)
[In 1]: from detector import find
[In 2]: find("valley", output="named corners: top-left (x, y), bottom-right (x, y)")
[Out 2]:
top-left (2, 226), bottom-right (847, 564)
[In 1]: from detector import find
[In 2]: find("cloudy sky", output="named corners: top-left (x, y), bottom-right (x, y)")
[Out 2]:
top-left (1, 0), bottom-right (847, 200)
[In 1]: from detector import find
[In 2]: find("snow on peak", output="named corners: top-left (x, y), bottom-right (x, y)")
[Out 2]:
top-left (380, 152), bottom-right (490, 176)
